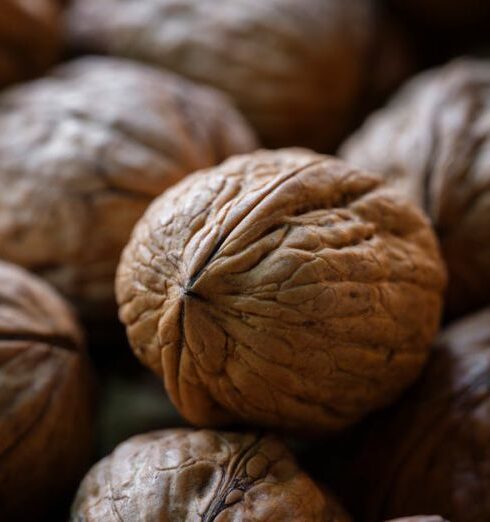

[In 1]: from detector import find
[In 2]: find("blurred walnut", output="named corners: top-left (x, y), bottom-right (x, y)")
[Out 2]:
top-left (71, 429), bottom-right (349, 521)
top-left (116, 149), bottom-right (445, 433)
top-left (386, 518), bottom-right (449, 522)
top-left (0, 0), bottom-right (60, 87)
top-left (340, 308), bottom-right (490, 522)
top-left (0, 261), bottom-right (93, 521)
top-left (341, 59), bottom-right (490, 317)
top-left (65, 0), bottom-right (411, 150)
top-left (0, 56), bottom-right (256, 317)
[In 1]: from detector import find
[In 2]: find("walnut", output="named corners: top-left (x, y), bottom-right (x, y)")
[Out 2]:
top-left (0, 261), bottom-right (93, 521)
top-left (71, 429), bottom-right (349, 521)
top-left (338, 307), bottom-right (490, 522)
top-left (386, 518), bottom-right (449, 522)
top-left (116, 148), bottom-right (446, 433)
top-left (65, 0), bottom-right (410, 150)
top-left (341, 59), bottom-right (490, 317)
top-left (0, 0), bottom-right (60, 87)
top-left (0, 56), bottom-right (256, 317)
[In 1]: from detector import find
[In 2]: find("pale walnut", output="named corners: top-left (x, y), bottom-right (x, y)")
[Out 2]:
top-left (0, 261), bottom-right (93, 521)
top-left (339, 308), bottom-right (490, 522)
top-left (341, 59), bottom-right (490, 317)
top-left (71, 429), bottom-right (350, 522)
top-left (116, 149), bottom-right (446, 433)
top-left (0, 56), bottom-right (256, 317)
top-left (386, 518), bottom-right (449, 522)
top-left (65, 0), bottom-right (410, 150)
top-left (0, 0), bottom-right (60, 87)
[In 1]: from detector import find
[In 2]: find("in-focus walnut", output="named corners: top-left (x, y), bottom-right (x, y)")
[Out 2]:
top-left (0, 56), bottom-right (256, 317)
top-left (0, 261), bottom-right (93, 521)
top-left (341, 59), bottom-right (490, 317)
top-left (116, 148), bottom-right (446, 433)
top-left (0, 0), bottom-right (60, 87)
top-left (65, 0), bottom-right (411, 150)
top-left (71, 429), bottom-right (349, 522)
top-left (338, 308), bottom-right (490, 522)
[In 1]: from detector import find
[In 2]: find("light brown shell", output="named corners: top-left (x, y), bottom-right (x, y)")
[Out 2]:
top-left (116, 148), bottom-right (446, 433)
top-left (341, 59), bottom-right (490, 317)
top-left (0, 0), bottom-right (60, 87)
top-left (385, 518), bottom-right (449, 522)
top-left (0, 56), bottom-right (256, 315)
top-left (71, 429), bottom-right (350, 522)
top-left (65, 0), bottom-right (403, 150)
top-left (340, 308), bottom-right (490, 522)
top-left (0, 261), bottom-right (93, 521)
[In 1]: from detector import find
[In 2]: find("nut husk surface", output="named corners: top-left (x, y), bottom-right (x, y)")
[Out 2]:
top-left (71, 429), bottom-right (350, 521)
top-left (341, 59), bottom-right (490, 317)
top-left (65, 0), bottom-right (408, 150)
top-left (116, 148), bottom-right (446, 433)
top-left (0, 261), bottom-right (93, 521)
top-left (0, 56), bottom-right (256, 317)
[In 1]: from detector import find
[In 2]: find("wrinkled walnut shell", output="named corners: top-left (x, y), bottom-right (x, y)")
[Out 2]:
top-left (65, 0), bottom-right (408, 150)
top-left (341, 59), bottom-right (490, 317)
top-left (0, 56), bottom-right (256, 316)
top-left (0, 261), bottom-right (93, 521)
top-left (116, 148), bottom-right (445, 433)
top-left (340, 307), bottom-right (490, 522)
top-left (71, 429), bottom-right (349, 521)
top-left (0, 0), bottom-right (60, 87)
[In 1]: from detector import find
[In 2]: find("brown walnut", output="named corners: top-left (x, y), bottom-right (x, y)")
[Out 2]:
top-left (0, 0), bottom-right (60, 87)
top-left (65, 0), bottom-right (410, 150)
top-left (0, 261), bottom-right (93, 521)
top-left (0, 56), bottom-right (256, 316)
top-left (341, 59), bottom-right (490, 317)
top-left (116, 148), bottom-right (446, 433)
top-left (339, 307), bottom-right (490, 522)
top-left (71, 429), bottom-right (349, 521)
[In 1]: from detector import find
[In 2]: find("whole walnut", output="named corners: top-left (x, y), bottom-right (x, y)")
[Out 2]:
top-left (71, 429), bottom-right (349, 521)
top-left (65, 0), bottom-right (411, 150)
top-left (0, 0), bottom-right (60, 87)
top-left (341, 59), bottom-right (490, 317)
top-left (0, 261), bottom-right (93, 521)
top-left (338, 307), bottom-right (490, 522)
top-left (116, 148), bottom-right (446, 433)
top-left (0, 56), bottom-right (256, 317)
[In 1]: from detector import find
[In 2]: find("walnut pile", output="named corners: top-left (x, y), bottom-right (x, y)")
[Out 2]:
top-left (0, 0), bottom-right (60, 87)
top-left (341, 59), bottom-right (490, 317)
top-left (64, 0), bottom-right (410, 150)
top-left (0, 261), bottom-right (93, 521)
top-left (0, 56), bottom-right (256, 316)
top-left (116, 148), bottom-right (446, 433)
top-left (71, 429), bottom-right (349, 521)
top-left (339, 307), bottom-right (490, 522)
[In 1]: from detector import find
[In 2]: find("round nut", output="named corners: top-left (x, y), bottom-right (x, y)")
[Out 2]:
top-left (65, 0), bottom-right (406, 150)
top-left (70, 429), bottom-right (349, 521)
top-left (0, 261), bottom-right (93, 521)
top-left (340, 307), bottom-right (490, 522)
top-left (0, 0), bottom-right (60, 87)
top-left (341, 59), bottom-right (490, 317)
top-left (116, 148), bottom-right (446, 433)
top-left (0, 56), bottom-right (256, 316)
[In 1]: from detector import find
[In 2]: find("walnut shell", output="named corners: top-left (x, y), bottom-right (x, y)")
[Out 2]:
top-left (0, 56), bottom-right (256, 316)
top-left (116, 148), bottom-right (446, 433)
top-left (340, 307), bottom-right (490, 522)
top-left (341, 59), bottom-right (490, 317)
top-left (64, 0), bottom-right (407, 150)
top-left (0, 261), bottom-right (93, 521)
top-left (71, 429), bottom-right (349, 521)
top-left (386, 518), bottom-right (449, 522)
top-left (0, 0), bottom-right (60, 87)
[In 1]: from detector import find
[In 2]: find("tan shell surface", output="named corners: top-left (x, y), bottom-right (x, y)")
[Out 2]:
top-left (0, 56), bottom-right (256, 313)
top-left (341, 59), bottom-right (490, 316)
top-left (385, 518), bottom-right (449, 522)
top-left (71, 429), bottom-right (350, 522)
top-left (0, 261), bottom-right (93, 521)
top-left (65, 0), bottom-right (380, 150)
top-left (116, 149), bottom-right (445, 433)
